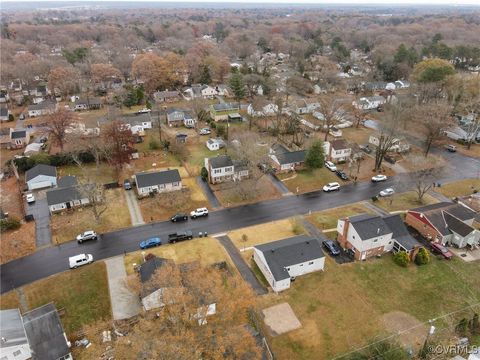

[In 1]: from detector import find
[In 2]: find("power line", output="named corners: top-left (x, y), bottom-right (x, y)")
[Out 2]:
top-left (332, 302), bottom-right (480, 360)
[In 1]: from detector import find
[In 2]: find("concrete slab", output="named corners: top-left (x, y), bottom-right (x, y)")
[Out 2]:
top-left (262, 302), bottom-right (301, 336)
top-left (450, 247), bottom-right (480, 262)
top-left (125, 190), bottom-right (145, 226)
top-left (105, 256), bottom-right (141, 320)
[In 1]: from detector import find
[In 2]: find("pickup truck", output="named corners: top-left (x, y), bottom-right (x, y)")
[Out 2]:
top-left (168, 231), bottom-right (193, 243)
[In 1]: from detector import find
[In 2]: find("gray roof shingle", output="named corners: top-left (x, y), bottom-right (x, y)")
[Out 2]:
top-left (443, 212), bottom-right (475, 237)
top-left (276, 150), bottom-right (306, 165)
top-left (383, 215), bottom-right (421, 251)
top-left (349, 214), bottom-right (391, 240)
top-left (46, 184), bottom-right (91, 206)
top-left (10, 130), bottom-right (27, 139)
top-left (135, 169), bottom-right (181, 189)
top-left (255, 235), bottom-right (325, 281)
top-left (25, 164), bottom-right (57, 182)
top-left (209, 155), bottom-right (233, 169)
top-left (0, 309), bottom-right (29, 351)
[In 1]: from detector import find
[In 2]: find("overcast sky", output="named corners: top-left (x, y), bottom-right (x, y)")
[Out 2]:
top-left (3, 0), bottom-right (480, 4)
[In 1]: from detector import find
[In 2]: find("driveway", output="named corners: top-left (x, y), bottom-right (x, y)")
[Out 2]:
top-left (267, 173), bottom-right (292, 196)
top-left (125, 190), bottom-right (145, 226)
top-left (196, 176), bottom-right (221, 209)
top-left (25, 192), bottom-right (52, 248)
top-left (105, 256), bottom-right (141, 320)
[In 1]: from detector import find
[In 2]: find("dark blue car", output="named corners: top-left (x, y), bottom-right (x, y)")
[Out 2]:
top-left (322, 240), bottom-right (341, 256)
top-left (140, 237), bottom-right (162, 249)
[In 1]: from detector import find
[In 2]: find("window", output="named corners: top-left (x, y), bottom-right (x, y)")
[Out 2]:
top-left (214, 169), bottom-right (222, 174)
top-left (308, 261), bottom-right (314, 265)
top-left (287, 267), bottom-right (290, 271)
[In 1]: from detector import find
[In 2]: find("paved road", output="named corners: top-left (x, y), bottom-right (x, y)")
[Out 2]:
top-left (25, 196), bottom-right (52, 248)
top-left (1, 151), bottom-right (477, 293)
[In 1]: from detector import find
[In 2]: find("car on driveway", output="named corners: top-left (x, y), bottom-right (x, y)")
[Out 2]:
top-left (322, 240), bottom-right (341, 256)
top-left (69, 254), bottom-right (93, 269)
top-left (140, 237), bottom-right (162, 249)
top-left (323, 182), bottom-right (340, 192)
top-left (171, 213), bottom-right (188, 222)
top-left (26, 193), bottom-right (35, 204)
top-left (445, 144), bottom-right (457, 152)
top-left (430, 242), bottom-right (453, 259)
top-left (379, 188), bottom-right (395, 197)
top-left (123, 179), bottom-right (132, 190)
top-left (335, 170), bottom-right (349, 181)
top-left (371, 174), bottom-right (387, 182)
top-left (190, 207), bottom-right (208, 219)
top-left (76, 230), bottom-right (98, 244)
top-left (360, 144), bottom-right (372, 154)
top-left (137, 108), bottom-right (151, 114)
top-left (325, 161), bottom-right (337, 172)
top-left (199, 127), bottom-right (211, 135)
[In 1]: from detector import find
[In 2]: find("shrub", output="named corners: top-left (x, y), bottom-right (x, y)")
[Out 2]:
top-left (291, 217), bottom-right (305, 235)
top-left (415, 247), bottom-right (430, 265)
top-left (0, 217), bottom-right (21, 233)
top-left (149, 138), bottom-right (159, 150)
top-left (216, 124), bottom-right (226, 138)
top-left (200, 167), bottom-right (208, 181)
top-left (393, 251), bottom-right (410, 267)
top-left (371, 195), bottom-right (379, 202)
top-left (8, 114), bottom-right (14, 122)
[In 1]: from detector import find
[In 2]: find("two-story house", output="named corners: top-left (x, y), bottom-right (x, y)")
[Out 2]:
top-left (324, 139), bottom-right (352, 163)
top-left (10, 129), bottom-right (30, 149)
top-left (353, 96), bottom-right (386, 110)
top-left (209, 103), bottom-right (240, 122)
top-left (204, 155), bottom-right (249, 184)
top-left (167, 108), bottom-right (187, 127)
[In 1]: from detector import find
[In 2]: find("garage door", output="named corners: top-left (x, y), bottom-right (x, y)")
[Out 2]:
top-left (29, 180), bottom-right (53, 190)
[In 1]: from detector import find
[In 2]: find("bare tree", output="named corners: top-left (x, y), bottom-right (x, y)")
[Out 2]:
top-left (409, 155), bottom-right (443, 202)
top-left (44, 109), bottom-right (74, 151)
top-left (318, 95), bottom-right (343, 142)
top-left (102, 121), bottom-right (136, 181)
top-left (373, 104), bottom-right (404, 171)
top-left (416, 101), bottom-right (453, 156)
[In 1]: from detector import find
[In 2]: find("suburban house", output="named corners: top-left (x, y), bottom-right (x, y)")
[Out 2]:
top-left (205, 138), bottom-right (225, 151)
top-left (215, 85), bottom-right (232, 97)
top-left (337, 214), bottom-right (423, 261)
top-left (253, 235), bottom-right (326, 292)
top-left (444, 126), bottom-right (480, 143)
top-left (25, 164), bottom-right (57, 190)
top-left (204, 155), bottom-right (249, 184)
top-left (394, 80), bottom-right (410, 89)
top-left (247, 102), bottom-right (278, 117)
top-left (27, 100), bottom-right (57, 117)
top-left (457, 193), bottom-right (480, 214)
top-left (184, 112), bottom-right (196, 128)
top-left (153, 90), bottom-right (180, 103)
top-left (324, 139), bottom-right (352, 163)
top-left (209, 103), bottom-right (240, 122)
top-left (65, 122), bottom-right (100, 137)
top-left (46, 176), bottom-right (91, 213)
top-left (0, 128), bottom-right (10, 149)
top-left (353, 96), bottom-right (386, 110)
top-left (0, 105), bottom-right (11, 121)
top-left (293, 99), bottom-right (320, 114)
top-left (73, 97), bottom-right (102, 111)
top-left (405, 202), bottom-right (480, 249)
top-left (269, 143), bottom-right (306, 173)
top-left (185, 84), bottom-right (217, 99)
top-left (364, 82), bottom-right (388, 91)
top-left (369, 134), bottom-right (410, 153)
top-left (166, 109), bottom-right (186, 127)
top-left (24, 142), bottom-right (43, 156)
top-left (0, 304), bottom-right (72, 360)
top-left (10, 129), bottom-right (30, 149)
top-left (119, 113), bottom-right (152, 135)
top-left (134, 169), bottom-right (182, 196)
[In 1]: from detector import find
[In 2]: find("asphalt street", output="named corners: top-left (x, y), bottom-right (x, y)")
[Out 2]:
top-left (1, 150), bottom-right (477, 293)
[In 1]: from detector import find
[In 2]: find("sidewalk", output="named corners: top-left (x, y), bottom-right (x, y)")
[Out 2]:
top-left (125, 190), bottom-right (145, 226)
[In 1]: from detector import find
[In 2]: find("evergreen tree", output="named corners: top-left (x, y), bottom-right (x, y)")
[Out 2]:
top-left (305, 140), bottom-right (325, 169)
top-left (199, 64), bottom-right (212, 85)
top-left (229, 72), bottom-right (245, 102)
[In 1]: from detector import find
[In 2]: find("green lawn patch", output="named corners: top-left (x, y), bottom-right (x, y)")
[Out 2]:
top-left (277, 168), bottom-right (339, 194)
top-left (306, 203), bottom-right (375, 230)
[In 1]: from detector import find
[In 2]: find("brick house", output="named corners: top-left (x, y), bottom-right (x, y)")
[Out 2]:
top-left (269, 143), bottom-right (306, 173)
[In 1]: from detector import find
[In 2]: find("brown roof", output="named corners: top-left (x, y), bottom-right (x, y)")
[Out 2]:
top-left (331, 139), bottom-right (350, 150)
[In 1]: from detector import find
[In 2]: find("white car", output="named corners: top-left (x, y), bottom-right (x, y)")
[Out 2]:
top-left (69, 254), bottom-right (93, 269)
top-left (199, 128), bottom-right (211, 135)
top-left (379, 188), bottom-right (395, 197)
top-left (190, 207), bottom-right (209, 219)
top-left (325, 161), bottom-right (337, 172)
top-left (26, 193), bottom-right (35, 203)
top-left (323, 182), bottom-right (340, 192)
top-left (76, 230), bottom-right (98, 244)
top-left (371, 174), bottom-right (388, 182)
top-left (137, 108), bottom-right (151, 114)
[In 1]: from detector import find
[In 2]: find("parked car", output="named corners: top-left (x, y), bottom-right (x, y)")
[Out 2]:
top-left (325, 161), bottom-right (337, 172)
top-left (26, 193), bottom-right (35, 204)
top-left (445, 144), bottom-right (457, 152)
top-left (168, 231), bottom-right (193, 243)
top-left (76, 230), bottom-right (98, 244)
top-left (69, 254), bottom-right (93, 269)
top-left (430, 242), bottom-right (453, 260)
top-left (140, 237), bottom-right (162, 249)
top-left (199, 127), bottom-right (211, 135)
top-left (323, 182), bottom-right (340, 192)
top-left (379, 188), bottom-right (395, 197)
top-left (171, 213), bottom-right (188, 222)
top-left (322, 240), bottom-right (341, 256)
top-left (190, 207), bottom-right (209, 219)
top-left (19, 113), bottom-right (25, 120)
top-left (360, 144), bottom-right (372, 154)
top-left (335, 170), bottom-right (349, 181)
top-left (371, 174), bottom-right (388, 182)
top-left (384, 154), bottom-right (396, 164)
top-left (137, 108), bottom-right (151, 114)
top-left (123, 179), bottom-right (132, 190)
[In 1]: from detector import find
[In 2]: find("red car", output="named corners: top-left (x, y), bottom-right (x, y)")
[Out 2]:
top-left (430, 242), bottom-right (453, 260)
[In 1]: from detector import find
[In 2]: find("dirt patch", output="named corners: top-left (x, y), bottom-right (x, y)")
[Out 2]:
top-left (213, 176), bottom-right (281, 207)
top-left (382, 311), bottom-right (427, 350)
top-left (0, 221), bottom-right (36, 264)
top-left (262, 302), bottom-right (302, 336)
top-left (0, 177), bottom-right (24, 218)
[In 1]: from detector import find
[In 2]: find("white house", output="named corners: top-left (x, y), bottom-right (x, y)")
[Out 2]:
top-left (247, 103), bottom-right (278, 117)
top-left (24, 142), bottom-right (43, 156)
top-left (27, 100), bottom-right (57, 117)
top-left (204, 155), bottom-right (249, 184)
top-left (183, 113), bottom-right (196, 128)
top-left (205, 138), bottom-right (225, 151)
top-left (184, 84), bottom-right (217, 100)
top-left (0, 309), bottom-right (32, 360)
top-left (46, 177), bottom-right (91, 213)
top-left (25, 164), bottom-right (57, 190)
top-left (134, 169), bottom-right (182, 197)
top-left (324, 139), bottom-right (351, 163)
top-left (353, 96), bottom-right (386, 110)
top-left (394, 80), bottom-right (410, 89)
top-left (253, 236), bottom-right (326, 292)
top-left (369, 134), bottom-right (410, 153)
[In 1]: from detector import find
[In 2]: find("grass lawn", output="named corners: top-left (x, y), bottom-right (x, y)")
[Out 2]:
top-left (184, 142), bottom-right (222, 176)
top-left (57, 163), bottom-right (117, 184)
top-left (341, 126), bottom-right (375, 145)
top-left (435, 178), bottom-right (480, 199)
top-left (124, 237), bottom-right (231, 275)
top-left (228, 218), bottom-right (303, 249)
top-left (51, 188), bottom-right (131, 244)
top-left (277, 168), bottom-right (339, 194)
top-left (305, 203), bottom-right (375, 230)
top-left (0, 262), bottom-right (111, 336)
top-left (0, 290), bottom-right (20, 310)
top-left (373, 191), bottom-right (439, 212)
top-left (213, 176), bottom-right (281, 207)
top-left (1, 222), bottom-right (36, 264)
top-left (260, 256), bottom-right (480, 360)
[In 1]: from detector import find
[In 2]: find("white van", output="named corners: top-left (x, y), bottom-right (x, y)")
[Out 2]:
top-left (69, 254), bottom-right (93, 269)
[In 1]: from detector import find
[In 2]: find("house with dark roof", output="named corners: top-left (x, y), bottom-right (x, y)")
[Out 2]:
top-left (9, 129), bottom-right (30, 149)
top-left (406, 202), bottom-right (479, 249)
top-left (134, 169), bottom-right (182, 197)
top-left (0, 308), bottom-right (32, 360)
top-left (0, 105), bottom-right (11, 121)
top-left (27, 100), bottom-right (57, 117)
top-left (324, 139), bottom-right (352, 163)
top-left (337, 214), bottom-right (422, 260)
top-left (253, 235), bottom-right (325, 292)
top-left (153, 90), bottom-right (180, 103)
top-left (73, 97), bottom-right (102, 111)
top-left (209, 102), bottom-right (240, 121)
top-left (46, 176), bottom-right (91, 213)
top-left (166, 108), bottom-right (187, 127)
top-left (25, 164), bottom-right (57, 190)
top-left (22, 303), bottom-right (72, 360)
top-left (204, 155), bottom-right (249, 184)
top-left (269, 143), bottom-right (306, 173)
